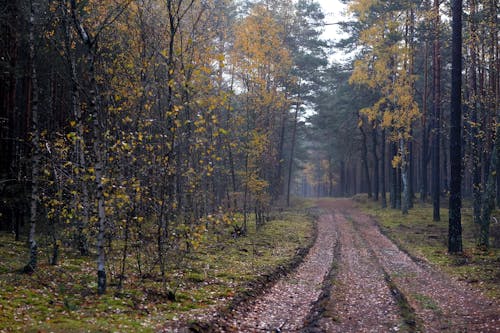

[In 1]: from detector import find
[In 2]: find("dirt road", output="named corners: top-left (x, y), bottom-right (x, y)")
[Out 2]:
top-left (218, 199), bottom-right (500, 332)
top-left (218, 208), bottom-right (338, 332)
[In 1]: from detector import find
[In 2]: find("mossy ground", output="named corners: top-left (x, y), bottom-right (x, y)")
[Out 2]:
top-left (355, 195), bottom-right (500, 299)
top-left (0, 208), bottom-right (314, 332)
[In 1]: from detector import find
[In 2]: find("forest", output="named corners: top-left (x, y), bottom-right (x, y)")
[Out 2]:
top-left (0, 0), bottom-right (499, 331)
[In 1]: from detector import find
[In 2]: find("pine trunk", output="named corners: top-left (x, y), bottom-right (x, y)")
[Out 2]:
top-left (448, 0), bottom-right (463, 253)
top-left (371, 125), bottom-right (379, 201)
top-left (360, 123), bottom-right (372, 198)
top-left (421, 27), bottom-right (430, 203)
top-left (401, 138), bottom-right (409, 215)
top-left (469, 0), bottom-right (481, 224)
top-left (381, 129), bottom-right (387, 208)
top-left (432, 0), bottom-right (441, 221)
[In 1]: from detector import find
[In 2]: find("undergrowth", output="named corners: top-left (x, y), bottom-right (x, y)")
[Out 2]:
top-left (356, 195), bottom-right (500, 299)
top-left (0, 206), bottom-right (314, 332)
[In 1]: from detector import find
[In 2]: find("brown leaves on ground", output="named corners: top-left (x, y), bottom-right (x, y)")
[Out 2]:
top-left (216, 209), bottom-right (338, 332)
top-left (213, 198), bottom-right (500, 332)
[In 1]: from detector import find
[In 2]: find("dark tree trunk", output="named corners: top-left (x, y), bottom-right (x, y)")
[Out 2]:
top-left (432, 0), bottom-right (441, 221)
top-left (359, 121), bottom-right (372, 198)
top-left (391, 142), bottom-right (397, 209)
top-left (448, 0), bottom-right (463, 253)
top-left (421, 123), bottom-right (430, 202)
top-left (479, 136), bottom-right (498, 249)
top-left (381, 129), bottom-right (387, 208)
top-left (340, 160), bottom-right (346, 197)
top-left (1, 1), bottom-right (19, 234)
top-left (409, 138), bottom-right (414, 208)
top-left (401, 138), bottom-right (409, 215)
top-left (421, 26), bottom-right (431, 203)
top-left (441, 128), bottom-right (449, 193)
top-left (396, 158), bottom-right (402, 210)
top-left (371, 125), bottom-right (379, 201)
top-left (469, 0), bottom-right (481, 224)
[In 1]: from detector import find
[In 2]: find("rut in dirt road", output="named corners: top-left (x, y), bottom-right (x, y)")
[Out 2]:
top-left (315, 199), bottom-right (500, 333)
top-left (354, 211), bottom-right (500, 332)
top-left (313, 212), bottom-right (403, 332)
top-left (219, 212), bottom-right (338, 332)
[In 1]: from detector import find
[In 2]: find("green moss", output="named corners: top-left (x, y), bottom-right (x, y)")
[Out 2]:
top-left (0, 206), bottom-right (314, 332)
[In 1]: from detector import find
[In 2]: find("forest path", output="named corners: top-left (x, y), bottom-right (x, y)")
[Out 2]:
top-left (313, 198), bottom-right (500, 333)
top-left (218, 204), bottom-right (339, 332)
top-left (218, 199), bottom-right (500, 332)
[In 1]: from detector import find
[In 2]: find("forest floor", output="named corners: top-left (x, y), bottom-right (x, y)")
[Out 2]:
top-left (0, 210), bottom-right (315, 332)
top-left (2, 199), bottom-right (500, 332)
top-left (214, 198), bottom-right (500, 332)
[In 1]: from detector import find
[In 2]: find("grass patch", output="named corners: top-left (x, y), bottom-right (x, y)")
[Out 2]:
top-left (356, 195), bottom-right (500, 299)
top-left (412, 293), bottom-right (442, 313)
top-left (385, 274), bottom-right (421, 332)
top-left (0, 207), bottom-right (314, 332)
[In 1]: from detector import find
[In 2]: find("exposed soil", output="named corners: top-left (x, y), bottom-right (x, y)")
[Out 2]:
top-left (210, 199), bottom-right (500, 332)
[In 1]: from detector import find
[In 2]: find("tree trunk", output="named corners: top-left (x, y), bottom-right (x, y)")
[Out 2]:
top-left (63, 0), bottom-right (89, 255)
top-left (421, 25), bottom-right (430, 203)
top-left (441, 127), bottom-right (449, 193)
top-left (448, 0), bottom-right (463, 253)
top-left (396, 158), bottom-right (402, 210)
top-left (390, 143), bottom-right (397, 209)
top-left (468, 0), bottom-right (481, 224)
top-left (409, 138), bottom-right (414, 208)
top-left (286, 100), bottom-right (300, 207)
top-left (90, 55), bottom-right (107, 294)
top-left (371, 125), bottom-right (379, 201)
top-left (401, 137), bottom-right (409, 215)
top-left (432, 0), bottom-right (441, 221)
top-left (478, 136), bottom-right (498, 249)
top-left (381, 129), bottom-right (387, 208)
top-left (70, 0), bottom-right (108, 293)
top-left (359, 121), bottom-right (372, 198)
top-left (26, 0), bottom-right (39, 273)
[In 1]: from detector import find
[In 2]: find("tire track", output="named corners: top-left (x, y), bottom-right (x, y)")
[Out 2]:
top-left (354, 212), bottom-right (500, 332)
top-left (314, 210), bottom-right (403, 333)
top-left (219, 212), bottom-right (338, 332)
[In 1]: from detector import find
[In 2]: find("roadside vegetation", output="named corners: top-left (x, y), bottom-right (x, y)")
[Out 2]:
top-left (0, 208), bottom-right (314, 332)
top-left (355, 195), bottom-right (500, 299)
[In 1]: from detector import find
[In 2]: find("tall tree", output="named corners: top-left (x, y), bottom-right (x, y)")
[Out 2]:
top-left (431, 0), bottom-right (441, 221)
top-left (25, 0), bottom-right (40, 273)
top-left (448, 0), bottom-right (463, 253)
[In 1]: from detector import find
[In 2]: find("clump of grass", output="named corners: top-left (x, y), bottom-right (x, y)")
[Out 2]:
top-left (385, 274), bottom-right (421, 332)
top-left (413, 293), bottom-right (442, 313)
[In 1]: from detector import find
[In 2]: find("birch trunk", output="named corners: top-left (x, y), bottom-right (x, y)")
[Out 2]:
top-left (26, 0), bottom-right (39, 273)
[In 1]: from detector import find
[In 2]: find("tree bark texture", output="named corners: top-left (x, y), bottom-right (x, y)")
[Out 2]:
top-left (432, 0), bottom-right (441, 221)
top-left (26, 0), bottom-right (39, 273)
top-left (448, 0), bottom-right (463, 253)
